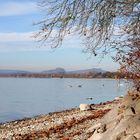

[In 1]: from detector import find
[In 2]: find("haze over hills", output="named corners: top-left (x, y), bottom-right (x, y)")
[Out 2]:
top-left (0, 70), bottom-right (31, 74)
top-left (42, 68), bottom-right (66, 74)
top-left (0, 68), bottom-right (106, 75)
top-left (41, 67), bottom-right (106, 74)
top-left (0, 68), bottom-right (123, 79)
top-left (67, 68), bottom-right (106, 74)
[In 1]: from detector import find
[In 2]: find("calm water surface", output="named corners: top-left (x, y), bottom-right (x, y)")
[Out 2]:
top-left (0, 78), bottom-right (129, 123)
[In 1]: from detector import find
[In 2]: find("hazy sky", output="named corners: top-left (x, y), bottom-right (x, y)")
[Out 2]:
top-left (0, 0), bottom-right (120, 71)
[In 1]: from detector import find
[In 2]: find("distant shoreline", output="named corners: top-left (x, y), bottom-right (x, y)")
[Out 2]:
top-left (0, 71), bottom-right (124, 79)
top-left (0, 76), bottom-right (118, 79)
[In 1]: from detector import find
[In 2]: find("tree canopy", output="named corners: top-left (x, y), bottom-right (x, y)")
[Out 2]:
top-left (36, 0), bottom-right (140, 88)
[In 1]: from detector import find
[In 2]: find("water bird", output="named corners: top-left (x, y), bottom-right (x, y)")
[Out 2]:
top-left (117, 83), bottom-right (124, 87)
top-left (78, 85), bottom-right (82, 88)
top-left (86, 97), bottom-right (93, 100)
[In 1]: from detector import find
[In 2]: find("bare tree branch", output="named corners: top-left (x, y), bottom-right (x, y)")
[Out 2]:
top-left (36, 0), bottom-right (140, 87)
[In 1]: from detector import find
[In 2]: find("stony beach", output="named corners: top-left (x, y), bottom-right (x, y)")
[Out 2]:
top-left (0, 99), bottom-right (120, 140)
top-left (1, 90), bottom-right (140, 140)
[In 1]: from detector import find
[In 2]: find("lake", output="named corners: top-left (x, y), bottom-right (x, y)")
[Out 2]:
top-left (0, 78), bottom-right (129, 123)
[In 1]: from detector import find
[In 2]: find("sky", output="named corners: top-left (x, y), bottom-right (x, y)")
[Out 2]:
top-left (0, 0), bottom-right (120, 72)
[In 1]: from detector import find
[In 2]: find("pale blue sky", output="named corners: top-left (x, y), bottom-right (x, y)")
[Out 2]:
top-left (0, 0), bottom-right (119, 71)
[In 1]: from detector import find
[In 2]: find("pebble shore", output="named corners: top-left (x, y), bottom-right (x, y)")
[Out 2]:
top-left (0, 100), bottom-right (120, 140)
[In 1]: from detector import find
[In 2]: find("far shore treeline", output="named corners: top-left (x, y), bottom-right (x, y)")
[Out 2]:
top-left (0, 71), bottom-right (129, 79)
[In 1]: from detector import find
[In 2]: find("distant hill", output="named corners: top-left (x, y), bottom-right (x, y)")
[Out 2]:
top-left (42, 67), bottom-right (106, 74)
top-left (67, 68), bottom-right (106, 74)
top-left (0, 70), bottom-right (30, 74)
top-left (0, 67), bottom-right (106, 75)
top-left (0, 68), bottom-right (120, 79)
top-left (42, 68), bottom-right (66, 74)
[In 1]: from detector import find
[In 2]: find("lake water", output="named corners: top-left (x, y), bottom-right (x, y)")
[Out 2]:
top-left (0, 78), bottom-right (129, 123)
